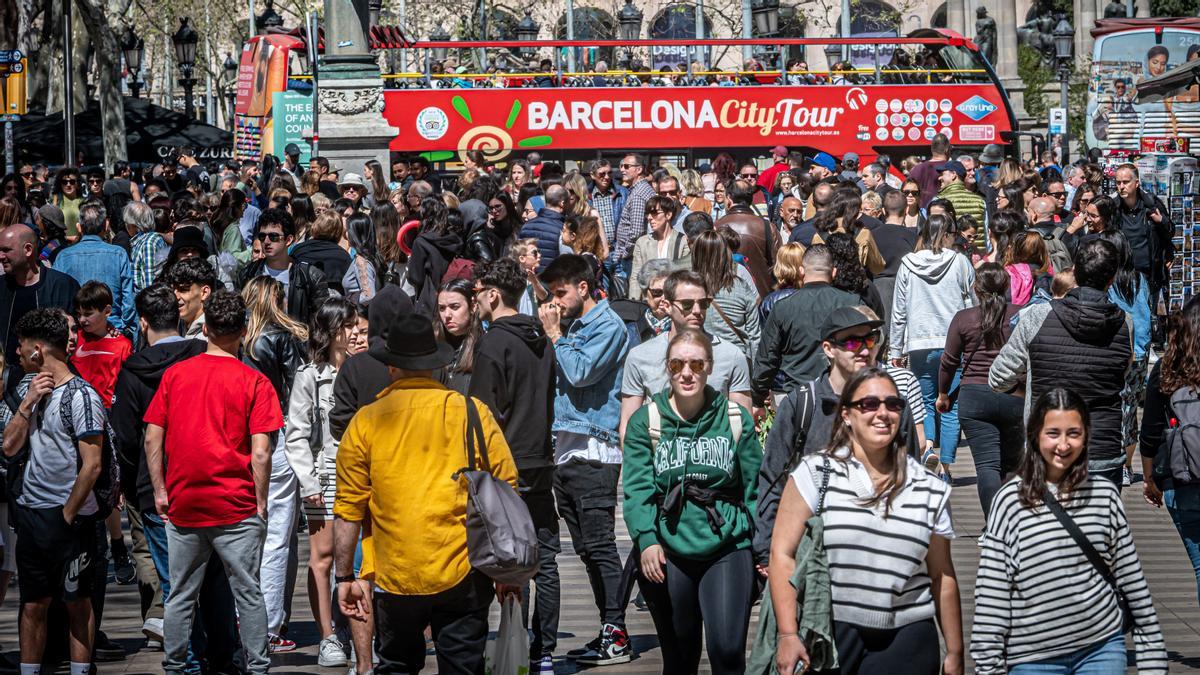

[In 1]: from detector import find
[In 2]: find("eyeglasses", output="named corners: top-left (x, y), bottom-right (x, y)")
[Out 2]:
top-left (830, 331), bottom-right (880, 353)
top-left (256, 232), bottom-right (284, 242)
top-left (646, 288), bottom-right (665, 298)
top-left (847, 395), bottom-right (905, 413)
top-left (1047, 191), bottom-right (1067, 198)
top-left (672, 298), bottom-right (713, 313)
top-left (1079, 198), bottom-right (1093, 206)
top-left (667, 358), bottom-right (709, 375)
top-left (487, 203), bottom-right (505, 212)
top-left (658, 189), bottom-right (679, 197)
top-left (902, 189), bottom-right (920, 196)
top-left (620, 163), bottom-right (641, 169)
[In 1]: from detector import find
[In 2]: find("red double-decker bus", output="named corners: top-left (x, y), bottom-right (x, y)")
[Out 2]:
top-left (377, 31), bottom-right (1017, 169)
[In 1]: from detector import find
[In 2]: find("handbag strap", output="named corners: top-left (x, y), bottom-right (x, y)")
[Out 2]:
top-left (815, 455), bottom-right (832, 516)
top-left (711, 298), bottom-right (751, 343)
top-left (463, 396), bottom-right (490, 472)
top-left (1041, 486), bottom-right (1122, 594)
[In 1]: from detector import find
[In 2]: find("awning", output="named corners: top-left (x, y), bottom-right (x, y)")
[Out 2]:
top-left (1136, 57), bottom-right (1200, 104)
top-left (13, 97), bottom-right (232, 165)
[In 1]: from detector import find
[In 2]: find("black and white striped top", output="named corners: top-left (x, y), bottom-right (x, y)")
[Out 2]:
top-left (970, 478), bottom-right (1168, 674)
top-left (791, 450), bottom-right (954, 629)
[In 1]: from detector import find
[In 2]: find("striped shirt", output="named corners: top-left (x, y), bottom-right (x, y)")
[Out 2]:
top-left (790, 451), bottom-right (953, 629)
top-left (884, 365), bottom-right (926, 425)
top-left (970, 478), bottom-right (1167, 674)
top-left (614, 180), bottom-right (655, 260)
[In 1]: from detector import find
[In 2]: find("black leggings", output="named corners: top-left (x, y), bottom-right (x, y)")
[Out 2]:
top-left (819, 619), bottom-right (941, 674)
top-left (638, 547), bottom-right (755, 675)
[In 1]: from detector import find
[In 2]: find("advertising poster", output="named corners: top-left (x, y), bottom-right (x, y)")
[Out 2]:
top-left (271, 91), bottom-right (313, 164)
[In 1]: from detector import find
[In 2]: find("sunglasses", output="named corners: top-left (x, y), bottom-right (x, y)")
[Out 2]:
top-left (1079, 198), bottom-right (1093, 206)
top-left (740, 173), bottom-right (758, 179)
top-left (831, 331), bottom-right (880, 352)
top-left (19, 172), bottom-right (32, 178)
top-left (902, 190), bottom-right (920, 196)
top-left (620, 163), bottom-right (640, 169)
top-left (256, 232), bottom-right (284, 242)
top-left (647, 209), bottom-right (665, 217)
top-left (647, 288), bottom-right (665, 298)
top-left (659, 189), bottom-right (679, 197)
top-left (62, 178), bottom-right (78, 185)
top-left (88, 178), bottom-right (102, 183)
top-left (1047, 191), bottom-right (1066, 198)
top-left (672, 298), bottom-right (713, 313)
top-left (847, 395), bottom-right (905, 413)
top-left (594, 171), bottom-right (612, 178)
top-left (667, 358), bottom-right (709, 375)
top-left (521, 249), bottom-right (542, 257)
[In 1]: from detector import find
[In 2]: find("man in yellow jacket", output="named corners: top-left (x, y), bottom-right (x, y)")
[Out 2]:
top-left (333, 314), bottom-right (519, 674)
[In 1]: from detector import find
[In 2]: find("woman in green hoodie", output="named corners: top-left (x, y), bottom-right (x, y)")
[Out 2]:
top-left (623, 328), bottom-right (762, 674)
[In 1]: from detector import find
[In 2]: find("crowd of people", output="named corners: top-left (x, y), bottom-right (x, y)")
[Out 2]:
top-left (0, 128), bottom-right (1195, 675)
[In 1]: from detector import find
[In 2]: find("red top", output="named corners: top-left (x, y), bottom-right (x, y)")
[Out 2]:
top-left (71, 330), bottom-right (133, 409)
top-left (144, 353), bottom-right (284, 528)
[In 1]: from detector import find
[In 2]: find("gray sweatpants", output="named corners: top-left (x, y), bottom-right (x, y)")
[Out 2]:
top-left (163, 515), bottom-right (269, 674)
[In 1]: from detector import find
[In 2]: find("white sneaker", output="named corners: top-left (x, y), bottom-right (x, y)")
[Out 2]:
top-left (318, 636), bottom-right (349, 668)
top-left (142, 617), bottom-right (164, 642)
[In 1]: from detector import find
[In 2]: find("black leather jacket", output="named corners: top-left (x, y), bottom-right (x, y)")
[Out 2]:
top-left (464, 224), bottom-right (504, 263)
top-left (238, 259), bottom-right (331, 326)
top-left (243, 325), bottom-right (308, 412)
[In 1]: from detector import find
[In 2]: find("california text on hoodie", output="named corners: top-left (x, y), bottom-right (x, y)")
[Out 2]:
top-left (468, 314), bottom-right (557, 471)
top-left (988, 286), bottom-right (1132, 471)
top-left (888, 249), bottom-right (975, 360)
top-left (110, 337), bottom-right (208, 512)
top-left (329, 285), bottom-right (413, 440)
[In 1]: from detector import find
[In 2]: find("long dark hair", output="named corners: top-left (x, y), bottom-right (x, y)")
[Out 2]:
top-left (346, 213), bottom-right (381, 277)
top-left (690, 230), bottom-right (737, 294)
top-left (824, 367), bottom-right (909, 513)
top-left (999, 182), bottom-right (1026, 211)
top-left (1096, 229), bottom-right (1140, 304)
top-left (212, 188), bottom-right (247, 237)
top-left (825, 231), bottom-right (869, 295)
top-left (989, 209), bottom-right (1024, 263)
top-left (433, 279), bottom-right (481, 374)
top-left (365, 159), bottom-right (390, 202)
top-left (1018, 388), bottom-right (1091, 509)
top-left (814, 192), bottom-right (862, 235)
top-left (974, 262), bottom-right (1010, 349)
top-left (370, 203), bottom-right (405, 265)
top-left (1160, 295), bottom-right (1200, 394)
top-left (308, 297), bottom-right (357, 365)
top-left (916, 213), bottom-right (959, 254)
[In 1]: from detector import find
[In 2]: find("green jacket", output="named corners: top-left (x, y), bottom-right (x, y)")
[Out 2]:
top-left (937, 180), bottom-right (986, 228)
top-left (622, 387), bottom-right (761, 560)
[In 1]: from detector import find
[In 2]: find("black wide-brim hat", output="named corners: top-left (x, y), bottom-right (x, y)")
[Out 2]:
top-left (368, 314), bottom-right (455, 371)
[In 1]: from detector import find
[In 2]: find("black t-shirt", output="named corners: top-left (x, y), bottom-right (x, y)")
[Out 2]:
top-left (867, 221), bottom-right (917, 278)
top-left (4, 282), bottom-right (39, 372)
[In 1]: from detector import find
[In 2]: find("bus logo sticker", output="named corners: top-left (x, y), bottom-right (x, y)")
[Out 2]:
top-left (956, 95), bottom-right (998, 121)
top-left (925, 127), bottom-right (936, 140)
top-left (845, 88), bottom-right (869, 110)
top-left (892, 127), bottom-right (905, 140)
top-left (939, 98), bottom-right (953, 112)
top-left (903, 99), bottom-right (918, 113)
top-left (875, 99), bottom-right (888, 112)
top-left (926, 113), bottom-right (939, 126)
top-left (890, 113), bottom-right (903, 126)
top-left (940, 127), bottom-right (954, 139)
top-left (899, 113), bottom-right (911, 126)
top-left (913, 114), bottom-right (924, 127)
top-left (959, 124), bottom-right (996, 142)
top-left (416, 107), bottom-right (450, 141)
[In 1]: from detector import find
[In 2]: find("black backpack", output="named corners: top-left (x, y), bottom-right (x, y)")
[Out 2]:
top-left (1155, 387), bottom-right (1200, 486)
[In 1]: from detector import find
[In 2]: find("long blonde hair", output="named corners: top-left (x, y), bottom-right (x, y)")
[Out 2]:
top-left (241, 276), bottom-right (308, 352)
top-left (564, 171), bottom-right (592, 219)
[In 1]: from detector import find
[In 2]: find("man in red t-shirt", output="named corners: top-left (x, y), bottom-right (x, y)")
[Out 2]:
top-left (144, 289), bottom-right (282, 675)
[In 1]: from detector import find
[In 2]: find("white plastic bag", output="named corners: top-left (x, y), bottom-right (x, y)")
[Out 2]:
top-left (485, 595), bottom-right (529, 675)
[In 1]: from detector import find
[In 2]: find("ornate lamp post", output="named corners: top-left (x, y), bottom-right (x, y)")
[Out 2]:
top-left (172, 18), bottom-right (199, 119)
top-left (430, 23), bottom-right (450, 62)
top-left (752, 0), bottom-right (780, 35)
top-left (1053, 15), bottom-right (1074, 166)
top-left (122, 28), bottom-right (144, 99)
top-left (618, 0), bottom-right (642, 68)
top-left (823, 42), bottom-right (841, 73)
top-left (516, 10), bottom-right (540, 60)
top-left (224, 53), bottom-right (239, 128)
top-left (256, 0), bottom-right (284, 32)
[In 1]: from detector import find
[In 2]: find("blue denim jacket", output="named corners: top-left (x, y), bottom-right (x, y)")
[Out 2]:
top-left (552, 299), bottom-right (629, 444)
top-left (53, 235), bottom-right (136, 333)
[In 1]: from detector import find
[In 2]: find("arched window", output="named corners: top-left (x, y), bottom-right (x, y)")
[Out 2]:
top-left (556, 7), bottom-right (618, 66)
top-left (648, 4), bottom-right (714, 70)
top-left (837, 0), bottom-right (901, 35)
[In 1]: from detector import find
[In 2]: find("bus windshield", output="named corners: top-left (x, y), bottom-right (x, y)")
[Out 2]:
top-left (1087, 22), bottom-right (1200, 151)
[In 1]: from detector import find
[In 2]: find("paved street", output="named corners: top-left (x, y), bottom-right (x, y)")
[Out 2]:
top-left (2, 446), bottom-right (1198, 673)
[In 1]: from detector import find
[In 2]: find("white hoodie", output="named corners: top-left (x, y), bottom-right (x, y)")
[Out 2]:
top-left (889, 249), bottom-right (976, 359)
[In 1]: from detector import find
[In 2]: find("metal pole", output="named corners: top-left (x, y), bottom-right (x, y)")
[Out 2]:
top-left (1060, 70), bottom-right (1070, 166)
top-left (741, 0), bottom-right (752, 62)
top-left (566, 0), bottom-right (576, 74)
top-left (309, 10), bottom-right (319, 159)
top-left (399, 0), bottom-right (407, 72)
top-left (62, 0), bottom-right (75, 167)
top-left (206, 2), bottom-right (214, 125)
top-left (840, 0), bottom-right (851, 61)
top-left (248, 0), bottom-right (256, 37)
top-left (5, 121), bottom-right (13, 175)
top-left (1125, 0), bottom-right (1134, 16)
top-left (696, 0), bottom-right (706, 69)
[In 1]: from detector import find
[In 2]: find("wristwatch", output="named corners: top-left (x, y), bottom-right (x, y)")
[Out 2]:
top-left (334, 574), bottom-right (357, 584)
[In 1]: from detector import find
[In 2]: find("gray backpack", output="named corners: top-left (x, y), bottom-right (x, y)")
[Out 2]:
top-left (454, 396), bottom-right (539, 585)
top-left (1155, 387), bottom-right (1200, 485)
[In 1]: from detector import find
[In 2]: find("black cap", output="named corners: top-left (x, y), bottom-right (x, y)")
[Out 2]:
top-left (934, 160), bottom-right (967, 179)
top-left (820, 306), bottom-right (883, 342)
top-left (284, 142), bottom-right (301, 157)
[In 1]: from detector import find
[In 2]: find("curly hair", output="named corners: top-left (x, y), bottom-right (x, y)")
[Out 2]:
top-left (1161, 295), bottom-right (1200, 394)
top-left (824, 231), bottom-right (869, 295)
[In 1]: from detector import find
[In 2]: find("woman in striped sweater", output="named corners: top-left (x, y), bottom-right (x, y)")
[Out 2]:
top-left (769, 367), bottom-right (963, 674)
top-left (971, 388), bottom-right (1167, 674)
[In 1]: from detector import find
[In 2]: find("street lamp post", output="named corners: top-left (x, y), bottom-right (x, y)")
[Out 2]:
top-left (122, 28), bottom-right (145, 99)
top-left (516, 11), bottom-right (539, 61)
top-left (751, 0), bottom-right (780, 68)
top-left (256, 0), bottom-right (284, 33)
top-left (223, 54), bottom-right (238, 129)
top-left (617, 0), bottom-right (642, 70)
top-left (430, 23), bottom-right (451, 63)
top-left (1053, 16), bottom-right (1074, 166)
top-left (172, 17), bottom-right (199, 120)
top-left (823, 42), bottom-right (841, 75)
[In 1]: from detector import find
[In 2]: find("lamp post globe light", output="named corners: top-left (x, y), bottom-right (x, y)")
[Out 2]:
top-left (1053, 15), bottom-right (1074, 165)
top-left (256, 0), bottom-right (285, 32)
top-left (430, 23), bottom-right (450, 63)
top-left (752, 0), bottom-right (780, 36)
top-left (516, 10), bottom-right (539, 60)
top-left (617, 0), bottom-right (642, 69)
top-left (823, 41), bottom-right (841, 71)
top-left (224, 53), bottom-right (239, 129)
top-left (122, 28), bottom-right (144, 99)
top-left (172, 17), bottom-right (199, 119)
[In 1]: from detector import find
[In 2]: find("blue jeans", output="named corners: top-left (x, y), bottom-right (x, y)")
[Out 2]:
top-left (143, 511), bottom-right (240, 674)
top-left (1165, 483), bottom-right (1200, 605)
top-left (909, 348), bottom-right (961, 464)
top-left (1008, 633), bottom-right (1126, 674)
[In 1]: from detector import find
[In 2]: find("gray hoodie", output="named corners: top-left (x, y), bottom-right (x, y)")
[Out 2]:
top-left (889, 249), bottom-right (975, 359)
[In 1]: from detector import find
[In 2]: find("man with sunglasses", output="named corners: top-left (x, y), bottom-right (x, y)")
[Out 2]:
top-left (613, 154), bottom-right (655, 283)
top-left (654, 174), bottom-right (691, 233)
top-left (587, 160), bottom-right (626, 248)
top-left (1042, 179), bottom-right (1072, 223)
top-left (754, 305), bottom-right (926, 567)
top-left (18, 164), bottom-right (34, 191)
top-left (619, 270), bottom-right (752, 441)
top-left (237, 209), bottom-right (330, 325)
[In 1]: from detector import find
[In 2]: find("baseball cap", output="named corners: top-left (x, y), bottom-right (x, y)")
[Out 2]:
top-left (842, 151), bottom-right (860, 169)
top-left (820, 306), bottom-right (884, 342)
top-left (810, 152), bottom-right (837, 172)
top-left (770, 145), bottom-right (789, 157)
top-left (284, 142), bottom-right (301, 157)
top-left (934, 160), bottom-right (967, 179)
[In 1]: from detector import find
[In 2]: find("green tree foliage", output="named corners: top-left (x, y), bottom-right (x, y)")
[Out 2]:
top-left (1019, 45), bottom-right (1052, 120)
top-left (1152, 0), bottom-right (1200, 16)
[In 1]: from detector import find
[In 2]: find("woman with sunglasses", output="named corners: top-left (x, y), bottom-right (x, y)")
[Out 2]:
top-left (1079, 194), bottom-right (1116, 236)
top-left (770, 367), bottom-right (962, 675)
top-left (52, 167), bottom-right (84, 239)
top-left (623, 328), bottom-right (762, 675)
top-left (1066, 184), bottom-right (1099, 234)
top-left (630, 195), bottom-right (689, 298)
top-left (971, 388), bottom-right (1166, 674)
top-left (936, 263), bottom-right (1022, 514)
top-left (901, 179), bottom-right (925, 229)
